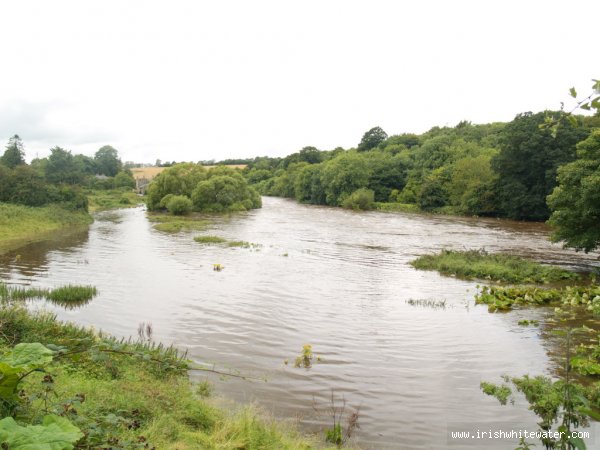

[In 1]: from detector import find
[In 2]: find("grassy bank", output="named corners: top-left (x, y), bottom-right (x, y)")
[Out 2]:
top-left (86, 189), bottom-right (142, 212)
top-left (410, 249), bottom-right (579, 283)
top-left (0, 203), bottom-right (93, 254)
top-left (0, 302), bottom-right (327, 449)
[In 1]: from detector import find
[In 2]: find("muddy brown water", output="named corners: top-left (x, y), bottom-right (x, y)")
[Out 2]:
top-left (1, 197), bottom-right (599, 449)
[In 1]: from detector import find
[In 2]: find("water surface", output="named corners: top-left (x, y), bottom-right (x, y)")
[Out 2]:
top-left (2, 197), bottom-right (598, 449)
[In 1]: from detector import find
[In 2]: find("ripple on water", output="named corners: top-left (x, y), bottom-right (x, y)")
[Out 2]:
top-left (2, 199), bottom-right (599, 449)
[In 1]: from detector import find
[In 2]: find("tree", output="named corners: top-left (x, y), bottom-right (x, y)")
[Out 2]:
top-left (547, 130), bottom-right (600, 252)
top-left (94, 145), bottom-right (122, 176)
top-left (0, 135), bottom-right (26, 168)
top-left (492, 111), bottom-right (589, 220)
top-left (45, 147), bottom-right (84, 185)
top-left (357, 126), bottom-right (388, 151)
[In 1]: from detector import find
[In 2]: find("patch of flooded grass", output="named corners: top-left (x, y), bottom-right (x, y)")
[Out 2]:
top-left (411, 249), bottom-right (579, 283)
top-left (0, 282), bottom-right (97, 308)
top-left (406, 298), bottom-right (447, 309)
top-left (194, 235), bottom-right (227, 244)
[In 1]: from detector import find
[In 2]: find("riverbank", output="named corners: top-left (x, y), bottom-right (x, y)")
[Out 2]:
top-left (87, 188), bottom-right (142, 212)
top-left (0, 203), bottom-right (93, 255)
top-left (0, 302), bottom-right (325, 449)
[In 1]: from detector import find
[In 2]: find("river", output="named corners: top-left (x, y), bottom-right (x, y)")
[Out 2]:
top-left (1, 197), bottom-right (599, 449)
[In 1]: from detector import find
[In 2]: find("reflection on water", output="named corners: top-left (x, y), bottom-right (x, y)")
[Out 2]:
top-left (1, 199), bottom-right (599, 449)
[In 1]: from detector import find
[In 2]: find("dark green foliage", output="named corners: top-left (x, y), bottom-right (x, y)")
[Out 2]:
top-left (548, 130), bottom-right (600, 252)
top-left (322, 152), bottom-right (371, 205)
top-left (492, 111), bottom-right (589, 220)
top-left (45, 147), bottom-right (84, 185)
top-left (166, 195), bottom-right (193, 215)
top-left (0, 135), bottom-right (25, 169)
top-left (357, 126), bottom-right (388, 151)
top-left (94, 145), bottom-right (123, 177)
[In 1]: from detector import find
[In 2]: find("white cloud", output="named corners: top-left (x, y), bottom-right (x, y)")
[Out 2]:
top-left (0, 0), bottom-right (597, 163)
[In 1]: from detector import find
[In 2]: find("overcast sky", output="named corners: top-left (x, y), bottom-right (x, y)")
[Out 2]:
top-left (0, 0), bottom-right (597, 163)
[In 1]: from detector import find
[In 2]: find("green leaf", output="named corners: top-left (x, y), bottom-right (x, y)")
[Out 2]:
top-left (568, 436), bottom-right (586, 450)
top-left (0, 343), bottom-right (54, 369)
top-left (568, 115), bottom-right (578, 127)
top-left (0, 415), bottom-right (83, 449)
top-left (0, 362), bottom-right (21, 401)
top-left (570, 87), bottom-right (577, 98)
top-left (580, 407), bottom-right (600, 421)
top-left (580, 103), bottom-right (591, 111)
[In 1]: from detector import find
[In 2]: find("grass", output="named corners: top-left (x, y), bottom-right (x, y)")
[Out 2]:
top-left (0, 203), bottom-right (93, 254)
top-left (227, 240), bottom-right (260, 248)
top-left (87, 189), bottom-right (142, 212)
top-left (193, 236), bottom-right (261, 248)
top-left (410, 249), bottom-right (579, 283)
top-left (147, 213), bottom-right (210, 233)
top-left (194, 235), bottom-right (227, 244)
top-left (374, 202), bottom-right (421, 213)
top-left (0, 304), bottom-right (326, 449)
top-left (0, 282), bottom-right (97, 308)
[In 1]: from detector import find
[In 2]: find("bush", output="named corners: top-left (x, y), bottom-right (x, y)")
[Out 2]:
top-left (341, 188), bottom-right (374, 211)
top-left (166, 195), bottom-right (193, 215)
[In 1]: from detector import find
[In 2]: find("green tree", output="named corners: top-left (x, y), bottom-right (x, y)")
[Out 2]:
top-left (45, 147), bottom-right (84, 185)
top-left (94, 145), bottom-right (122, 176)
top-left (0, 135), bottom-right (26, 168)
top-left (547, 130), bottom-right (600, 252)
top-left (492, 111), bottom-right (589, 220)
top-left (321, 152), bottom-right (371, 205)
top-left (146, 163), bottom-right (207, 210)
top-left (191, 173), bottom-right (261, 212)
top-left (357, 126), bottom-right (388, 151)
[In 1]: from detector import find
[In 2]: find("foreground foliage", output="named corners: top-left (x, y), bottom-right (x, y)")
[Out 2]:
top-left (410, 249), bottom-right (578, 283)
top-left (0, 304), bottom-right (324, 449)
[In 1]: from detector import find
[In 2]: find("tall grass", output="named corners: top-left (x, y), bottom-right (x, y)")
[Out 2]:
top-left (0, 282), bottom-right (97, 307)
top-left (410, 249), bottom-right (579, 283)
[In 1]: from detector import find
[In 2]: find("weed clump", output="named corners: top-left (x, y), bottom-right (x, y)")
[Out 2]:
top-left (410, 249), bottom-right (579, 283)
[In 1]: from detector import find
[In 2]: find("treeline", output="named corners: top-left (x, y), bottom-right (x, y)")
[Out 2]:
top-left (0, 135), bottom-right (135, 211)
top-left (240, 112), bottom-right (597, 221)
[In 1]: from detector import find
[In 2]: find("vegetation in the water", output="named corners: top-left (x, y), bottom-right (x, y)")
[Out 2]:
top-left (194, 235), bottom-right (227, 244)
top-left (194, 236), bottom-right (260, 248)
top-left (405, 298), bottom-right (447, 309)
top-left (227, 240), bottom-right (260, 248)
top-left (0, 282), bottom-right (97, 308)
top-left (475, 284), bottom-right (600, 312)
top-left (212, 264), bottom-right (224, 271)
top-left (0, 305), bottom-right (319, 449)
top-left (410, 249), bottom-right (579, 283)
top-left (517, 319), bottom-right (539, 326)
top-left (148, 213), bottom-right (209, 232)
top-left (146, 164), bottom-right (261, 213)
top-left (294, 344), bottom-right (316, 369)
top-left (374, 202), bottom-right (421, 213)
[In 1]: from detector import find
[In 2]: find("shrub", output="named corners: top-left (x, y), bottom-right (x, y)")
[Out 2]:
top-left (166, 195), bottom-right (193, 215)
top-left (341, 188), bottom-right (374, 211)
